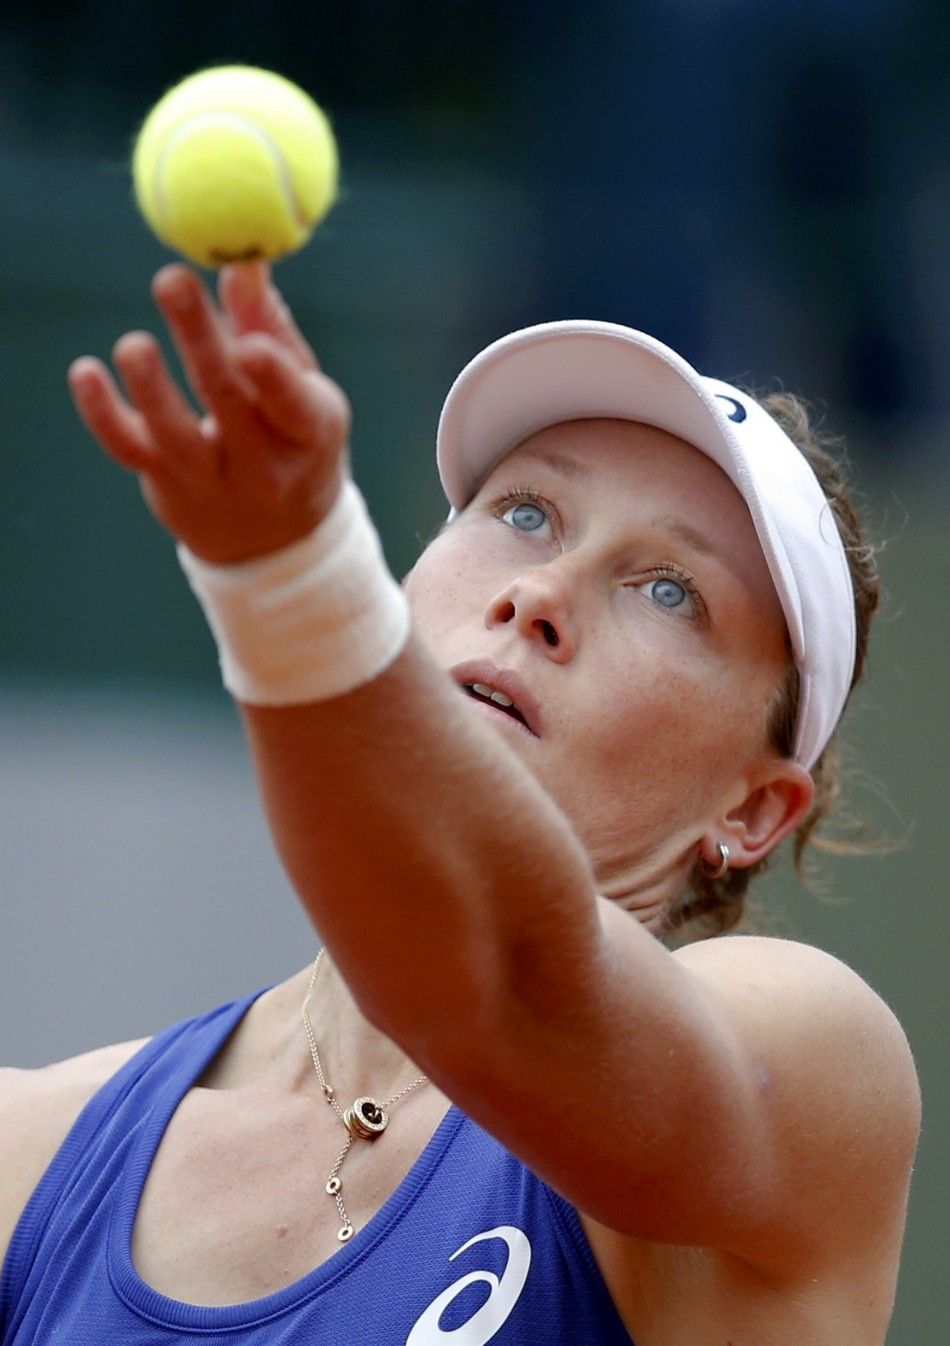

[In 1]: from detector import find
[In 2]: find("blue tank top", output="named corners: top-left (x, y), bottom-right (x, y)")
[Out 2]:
top-left (1, 989), bottom-right (634, 1344)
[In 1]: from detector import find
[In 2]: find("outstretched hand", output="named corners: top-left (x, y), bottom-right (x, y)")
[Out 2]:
top-left (68, 263), bottom-right (351, 565)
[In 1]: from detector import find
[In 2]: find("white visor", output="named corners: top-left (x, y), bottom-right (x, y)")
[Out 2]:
top-left (436, 319), bottom-right (856, 770)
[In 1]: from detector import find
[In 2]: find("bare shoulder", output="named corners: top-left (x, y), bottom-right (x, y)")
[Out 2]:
top-left (580, 936), bottom-right (920, 1339)
top-left (0, 1037), bottom-right (149, 1265)
top-left (673, 934), bottom-right (919, 1098)
top-left (674, 935), bottom-right (921, 1247)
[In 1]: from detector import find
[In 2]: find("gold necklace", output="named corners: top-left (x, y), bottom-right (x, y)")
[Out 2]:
top-left (301, 948), bottom-right (429, 1242)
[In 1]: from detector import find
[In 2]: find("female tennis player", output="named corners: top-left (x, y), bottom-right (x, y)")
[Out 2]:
top-left (0, 261), bottom-right (920, 1345)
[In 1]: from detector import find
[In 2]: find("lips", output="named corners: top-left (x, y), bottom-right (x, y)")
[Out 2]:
top-left (449, 662), bottom-right (542, 737)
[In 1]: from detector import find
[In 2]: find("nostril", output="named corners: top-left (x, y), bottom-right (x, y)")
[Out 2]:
top-left (497, 600), bottom-right (516, 623)
top-left (538, 620), bottom-right (559, 648)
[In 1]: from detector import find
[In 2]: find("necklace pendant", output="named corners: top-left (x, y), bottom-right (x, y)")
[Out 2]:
top-left (344, 1096), bottom-right (389, 1141)
top-left (337, 1223), bottom-right (354, 1243)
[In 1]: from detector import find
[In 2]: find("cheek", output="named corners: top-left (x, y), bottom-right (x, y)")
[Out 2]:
top-left (404, 533), bottom-right (486, 639)
top-left (577, 644), bottom-right (773, 795)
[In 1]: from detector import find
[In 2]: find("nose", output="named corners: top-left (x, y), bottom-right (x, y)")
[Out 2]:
top-left (484, 564), bottom-right (580, 662)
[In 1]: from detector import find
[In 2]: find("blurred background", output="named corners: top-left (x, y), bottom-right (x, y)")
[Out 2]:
top-left (0, 1), bottom-right (946, 1338)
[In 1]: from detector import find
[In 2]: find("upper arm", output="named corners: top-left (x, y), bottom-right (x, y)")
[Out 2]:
top-left (237, 636), bottom-right (919, 1271)
top-left (417, 918), bottom-right (920, 1271)
top-left (670, 935), bottom-right (921, 1263)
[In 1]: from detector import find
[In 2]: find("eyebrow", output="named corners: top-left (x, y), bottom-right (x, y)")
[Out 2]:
top-left (652, 515), bottom-right (733, 568)
top-left (519, 447), bottom-right (591, 479)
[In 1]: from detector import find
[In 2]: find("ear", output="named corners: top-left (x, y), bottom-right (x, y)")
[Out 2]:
top-left (704, 761), bottom-right (815, 870)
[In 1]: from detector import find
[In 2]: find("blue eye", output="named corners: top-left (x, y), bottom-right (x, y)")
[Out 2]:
top-left (643, 575), bottom-right (697, 616)
top-left (649, 577), bottom-right (686, 608)
top-left (503, 501), bottom-right (547, 532)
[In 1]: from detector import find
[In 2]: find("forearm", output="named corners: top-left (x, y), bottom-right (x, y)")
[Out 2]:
top-left (241, 662), bottom-right (786, 1246)
top-left (66, 260), bottom-right (609, 1089)
top-left (240, 630), bottom-right (600, 1048)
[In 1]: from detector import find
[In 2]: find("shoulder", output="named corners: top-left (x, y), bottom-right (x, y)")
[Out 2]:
top-left (672, 934), bottom-right (918, 1091)
top-left (673, 935), bottom-right (920, 1244)
top-left (0, 1038), bottom-right (149, 1265)
top-left (576, 936), bottom-right (919, 1334)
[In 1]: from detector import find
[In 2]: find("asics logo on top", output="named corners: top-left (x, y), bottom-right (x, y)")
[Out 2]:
top-left (715, 394), bottom-right (747, 423)
top-left (406, 1226), bottom-right (532, 1344)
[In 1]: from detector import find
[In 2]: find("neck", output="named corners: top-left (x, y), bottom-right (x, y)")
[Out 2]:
top-left (604, 881), bottom-right (674, 932)
top-left (291, 947), bottom-right (425, 1103)
top-left (590, 840), bottom-right (695, 933)
top-left (300, 950), bottom-right (426, 1102)
top-left (202, 950), bottom-right (425, 1101)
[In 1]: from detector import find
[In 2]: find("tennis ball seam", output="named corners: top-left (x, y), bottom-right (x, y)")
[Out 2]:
top-left (151, 112), bottom-right (310, 241)
top-left (132, 65), bottom-right (339, 267)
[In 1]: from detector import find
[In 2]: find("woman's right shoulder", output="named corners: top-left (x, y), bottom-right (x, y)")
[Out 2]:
top-left (0, 1037), bottom-right (150, 1266)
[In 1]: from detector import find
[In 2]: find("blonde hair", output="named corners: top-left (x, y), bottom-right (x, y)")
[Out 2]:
top-left (667, 390), bottom-right (882, 939)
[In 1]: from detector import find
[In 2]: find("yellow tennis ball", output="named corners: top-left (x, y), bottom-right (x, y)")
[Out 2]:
top-left (132, 65), bottom-right (339, 267)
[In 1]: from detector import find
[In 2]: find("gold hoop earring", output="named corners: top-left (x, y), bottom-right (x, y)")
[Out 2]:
top-left (700, 841), bottom-right (730, 880)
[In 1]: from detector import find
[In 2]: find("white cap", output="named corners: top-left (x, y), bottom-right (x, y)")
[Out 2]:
top-left (436, 319), bottom-right (856, 770)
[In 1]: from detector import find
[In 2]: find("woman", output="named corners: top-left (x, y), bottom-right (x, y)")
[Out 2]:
top-left (0, 262), bottom-right (919, 1344)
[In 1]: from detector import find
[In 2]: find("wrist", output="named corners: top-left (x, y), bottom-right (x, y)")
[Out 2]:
top-left (177, 479), bottom-right (411, 705)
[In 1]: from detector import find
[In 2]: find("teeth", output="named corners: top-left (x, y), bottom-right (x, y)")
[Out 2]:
top-left (470, 682), bottom-right (516, 710)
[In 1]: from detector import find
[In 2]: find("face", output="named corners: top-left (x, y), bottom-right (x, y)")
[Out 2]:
top-left (404, 419), bottom-right (793, 901)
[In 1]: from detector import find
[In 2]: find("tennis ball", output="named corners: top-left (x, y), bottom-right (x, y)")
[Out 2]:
top-left (132, 65), bottom-right (339, 268)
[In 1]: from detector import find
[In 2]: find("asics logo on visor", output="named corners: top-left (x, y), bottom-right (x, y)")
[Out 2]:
top-left (715, 394), bottom-right (747, 423)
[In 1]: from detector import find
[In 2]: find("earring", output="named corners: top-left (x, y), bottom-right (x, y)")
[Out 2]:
top-left (700, 841), bottom-right (730, 881)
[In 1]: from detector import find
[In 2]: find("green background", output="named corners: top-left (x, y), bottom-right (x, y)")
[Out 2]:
top-left (1, 5), bottom-right (946, 1338)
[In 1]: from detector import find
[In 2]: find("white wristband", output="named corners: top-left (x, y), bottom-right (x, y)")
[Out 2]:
top-left (176, 480), bottom-right (411, 706)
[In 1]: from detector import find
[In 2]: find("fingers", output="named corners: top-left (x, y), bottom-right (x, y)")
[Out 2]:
top-left (219, 262), bottom-right (320, 371)
top-left (112, 330), bottom-right (214, 472)
top-left (151, 265), bottom-right (260, 443)
top-left (68, 356), bottom-right (159, 474)
top-left (234, 333), bottom-right (350, 449)
top-left (71, 265), bottom-right (347, 513)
